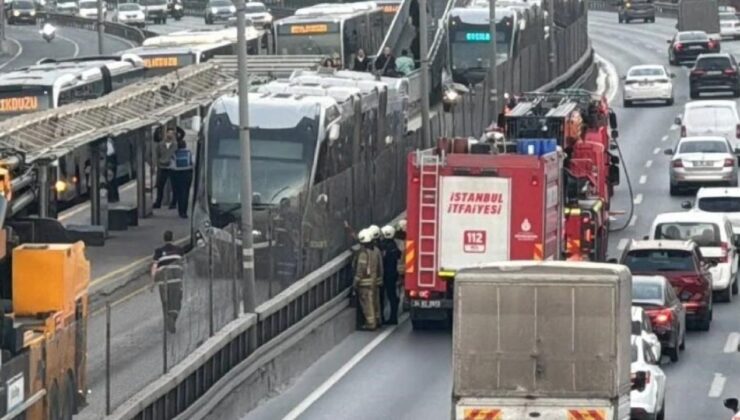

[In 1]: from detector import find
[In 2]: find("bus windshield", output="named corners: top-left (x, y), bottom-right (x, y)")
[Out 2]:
top-left (0, 87), bottom-right (52, 119)
top-left (276, 33), bottom-right (341, 57)
top-left (449, 20), bottom-right (513, 72)
top-left (206, 111), bottom-right (319, 218)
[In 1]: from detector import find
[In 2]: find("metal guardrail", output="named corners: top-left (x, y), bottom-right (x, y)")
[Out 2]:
top-left (109, 28), bottom-right (597, 419)
top-left (43, 12), bottom-right (156, 45)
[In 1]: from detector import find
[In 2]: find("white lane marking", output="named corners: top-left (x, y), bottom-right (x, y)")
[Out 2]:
top-left (282, 316), bottom-right (406, 420)
top-left (594, 53), bottom-right (619, 103)
top-left (653, 147), bottom-right (661, 155)
top-left (639, 175), bottom-right (647, 184)
top-left (645, 160), bottom-right (653, 168)
top-left (618, 238), bottom-right (629, 250)
top-left (57, 34), bottom-right (80, 58)
top-left (709, 373), bottom-right (727, 398)
top-left (0, 38), bottom-right (22, 71)
top-left (634, 193), bottom-right (644, 205)
top-left (670, 124), bottom-right (678, 131)
top-left (629, 215), bottom-right (638, 227)
top-left (724, 332), bottom-right (740, 353)
top-left (662, 135), bottom-right (668, 142)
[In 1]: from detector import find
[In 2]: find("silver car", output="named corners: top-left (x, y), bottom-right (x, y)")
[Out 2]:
top-left (666, 136), bottom-right (740, 195)
top-left (112, 3), bottom-right (146, 27)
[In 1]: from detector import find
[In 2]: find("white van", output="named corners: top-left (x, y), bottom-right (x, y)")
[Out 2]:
top-left (677, 100), bottom-right (740, 147)
top-left (649, 211), bottom-right (739, 301)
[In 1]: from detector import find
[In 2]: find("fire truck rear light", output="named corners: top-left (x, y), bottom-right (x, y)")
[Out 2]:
top-left (412, 177), bottom-right (419, 183)
top-left (419, 290), bottom-right (431, 299)
top-left (531, 176), bottom-right (539, 186)
top-left (409, 290), bottom-right (418, 298)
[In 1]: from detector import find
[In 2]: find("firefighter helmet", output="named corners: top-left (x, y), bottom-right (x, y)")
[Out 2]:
top-left (397, 219), bottom-right (407, 232)
top-left (358, 229), bottom-right (373, 244)
top-left (381, 225), bottom-right (395, 239)
top-left (368, 225), bottom-right (381, 239)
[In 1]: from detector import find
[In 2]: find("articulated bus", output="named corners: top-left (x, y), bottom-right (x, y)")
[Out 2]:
top-left (447, 5), bottom-right (521, 85)
top-left (0, 55), bottom-right (147, 209)
top-left (273, 2), bottom-right (387, 69)
top-left (122, 26), bottom-right (265, 77)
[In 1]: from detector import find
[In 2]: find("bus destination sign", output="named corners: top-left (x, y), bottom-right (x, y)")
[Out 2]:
top-left (143, 56), bottom-right (180, 68)
top-left (0, 96), bottom-right (39, 113)
top-left (290, 24), bottom-right (329, 34)
top-left (381, 4), bottom-right (399, 13)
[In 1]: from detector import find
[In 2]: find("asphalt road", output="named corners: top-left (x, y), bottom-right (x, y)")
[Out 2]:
top-left (138, 15), bottom-right (212, 35)
top-left (238, 12), bottom-right (740, 420)
top-left (0, 23), bottom-right (134, 70)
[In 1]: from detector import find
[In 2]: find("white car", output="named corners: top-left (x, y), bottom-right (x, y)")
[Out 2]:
top-left (55, 0), bottom-right (77, 14)
top-left (720, 12), bottom-right (740, 39)
top-left (631, 306), bottom-right (662, 361)
top-left (676, 100), bottom-right (740, 148)
top-left (665, 136), bottom-right (739, 194)
top-left (631, 336), bottom-right (667, 420)
top-left (689, 187), bottom-right (740, 232)
top-left (111, 3), bottom-right (145, 27)
top-left (244, 2), bottom-right (272, 28)
top-left (622, 65), bottom-right (675, 107)
top-left (77, 0), bottom-right (104, 18)
top-left (650, 211), bottom-right (739, 301)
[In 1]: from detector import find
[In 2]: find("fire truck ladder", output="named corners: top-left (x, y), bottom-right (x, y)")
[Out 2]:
top-left (417, 153), bottom-right (440, 287)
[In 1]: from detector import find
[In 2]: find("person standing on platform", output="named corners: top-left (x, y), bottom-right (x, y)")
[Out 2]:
top-left (171, 138), bottom-right (193, 218)
top-left (154, 127), bottom-right (178, 209)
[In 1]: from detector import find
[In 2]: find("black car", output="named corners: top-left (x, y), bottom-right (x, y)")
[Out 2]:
top-left (632, 275), bottom-right (687, 363)
top-left (204, 0), bottom-right (235, 24)
top-left (668, 31), bottom-right (720, 65)
top-left (618, 0), bottom-right (655, 23)
top-left (690, 53), bottom-right (740, 99)
top-left (7, 0), bottom-right (37, 24)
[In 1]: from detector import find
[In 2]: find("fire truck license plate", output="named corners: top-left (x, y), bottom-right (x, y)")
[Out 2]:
top-left (412, 300), bottom-right (441, 308)
top-left (463, 230), bottom-right (486, 253)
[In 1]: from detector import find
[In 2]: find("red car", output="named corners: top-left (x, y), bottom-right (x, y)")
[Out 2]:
top-left (621, 240), bottom-right (714, 331)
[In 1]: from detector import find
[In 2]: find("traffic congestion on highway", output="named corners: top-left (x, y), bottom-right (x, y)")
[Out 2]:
top-left (0, 0), bottom-right (737, 418)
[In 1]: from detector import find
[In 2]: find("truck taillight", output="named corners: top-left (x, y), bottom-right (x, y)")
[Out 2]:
top-left (721, 242), bottom-right (730, 263)
top-left (419, 290), bottom-right (431, 299)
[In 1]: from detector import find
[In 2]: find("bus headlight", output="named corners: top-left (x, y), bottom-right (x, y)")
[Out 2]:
top-left (55, 180), bottom-right (67, 193)
top-left (13, 10), bottom-right (20, 16)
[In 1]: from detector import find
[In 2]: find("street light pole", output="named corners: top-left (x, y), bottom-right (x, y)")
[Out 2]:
top-left (234, 0), bottom-right (258, 324)
top-left (97, 0), bottom-right (104, 54)
top-left (419, 0), bottom-right (431, 148)
top-left (487, 0), bottom-right (498, 124)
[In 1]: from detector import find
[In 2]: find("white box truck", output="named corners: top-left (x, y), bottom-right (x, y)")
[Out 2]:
top-left (452, 261), bottom-right (633, 420)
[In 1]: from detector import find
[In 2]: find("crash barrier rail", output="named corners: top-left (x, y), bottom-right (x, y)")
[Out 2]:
top-left (42, 12), bottom-right (157, 45)
top-left (109, 13), bottom-right (595, 420)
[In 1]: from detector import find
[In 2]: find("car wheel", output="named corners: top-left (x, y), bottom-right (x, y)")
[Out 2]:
top-left (698, 310), bottom-right (712, 331)
top-left (657, 401), bottom-right (666, 420)
top-left (669, 184), bottom-right (679, 196)
top-left (668, 344), bottom-right (679, 362)
top-left (679, 331), bottom-right (686, 350)
top-left (719, 285), bottom-right (732, 303)
top-left (623, 99), bottom-right (632, 107)
top-left (732, 276), bottom-right (738, 295)
top-left (625, 18), bottom-right (631, 23)
top-left (734, 89), bottom-right (740, 98)
top-left (690, 90), bottom-right (699, 99)
top-left (644, 18), bottom-right (649, 23)
top-left (618, 15), bottom-right (623, 23)
top-left (666, 97), bottom-right (674, 106)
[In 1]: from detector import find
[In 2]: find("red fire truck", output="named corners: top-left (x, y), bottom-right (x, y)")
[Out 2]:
top-left (404, 90), bottom-right (620, 329)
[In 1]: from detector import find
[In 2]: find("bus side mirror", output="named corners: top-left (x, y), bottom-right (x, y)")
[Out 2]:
top-left (328, 124), bottom-right (340, 143)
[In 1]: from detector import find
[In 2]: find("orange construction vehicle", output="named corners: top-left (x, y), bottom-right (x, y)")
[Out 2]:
top-left (0, 194), bottom-right (90, 418)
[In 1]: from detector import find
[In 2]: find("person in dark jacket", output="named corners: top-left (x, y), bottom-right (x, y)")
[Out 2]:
top-left (379, 225), bottom-right (401, 325)
top-left (353, 48), bottom-right (370, 71)
top-left (375, 46), bottom-right (397, 76)
top-left (151, 230), bottom-right (184, 333)
top-left (154, 127), bottom-right (177, 209)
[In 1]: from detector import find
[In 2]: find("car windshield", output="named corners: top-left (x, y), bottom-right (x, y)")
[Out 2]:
top-left (141, 0), bottom-right (166, 5)
top-left (685, 107), bottom-right (736, 127)
top-left (696, 57), bottom-right (733, 70)
top-left (631, 320), bottom-right (642, 335)
top-left (79, 1), bottom-right (96, 7)
top-left (624, 249), bottom-right (697, 272)
top-left (678, 32), bottom-right (707, 41)
top-left (119, 4), bottom-right (140, 10)
top-left (210, 0), bottom-right (231, 6)
top-left (698, 196), bottom-right (740, 212)
top-left (15, 0), bottom-right (33, 8)
top-left (245, 3), bottom-right (265, 12)
top-left (720, 12), bottom-right (738, 21)
top-left (654, 222), bottom-right (721, 246)
top-left (633, 280), bottom-right (664, 301)
top-left (678, 140), bottom-right (729, 154)
top-left (628, 67), bottom-right (665, 77)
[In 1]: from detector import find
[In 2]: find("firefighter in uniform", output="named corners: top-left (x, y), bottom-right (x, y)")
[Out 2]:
top-left (353, 229), bottom-right (383, 330)
top-left (367, 224), bottom-right (383, 325)
top-left (151, 230), bottom-right (184, 333)
top-left (379, 225), bottom-right (401, 324)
